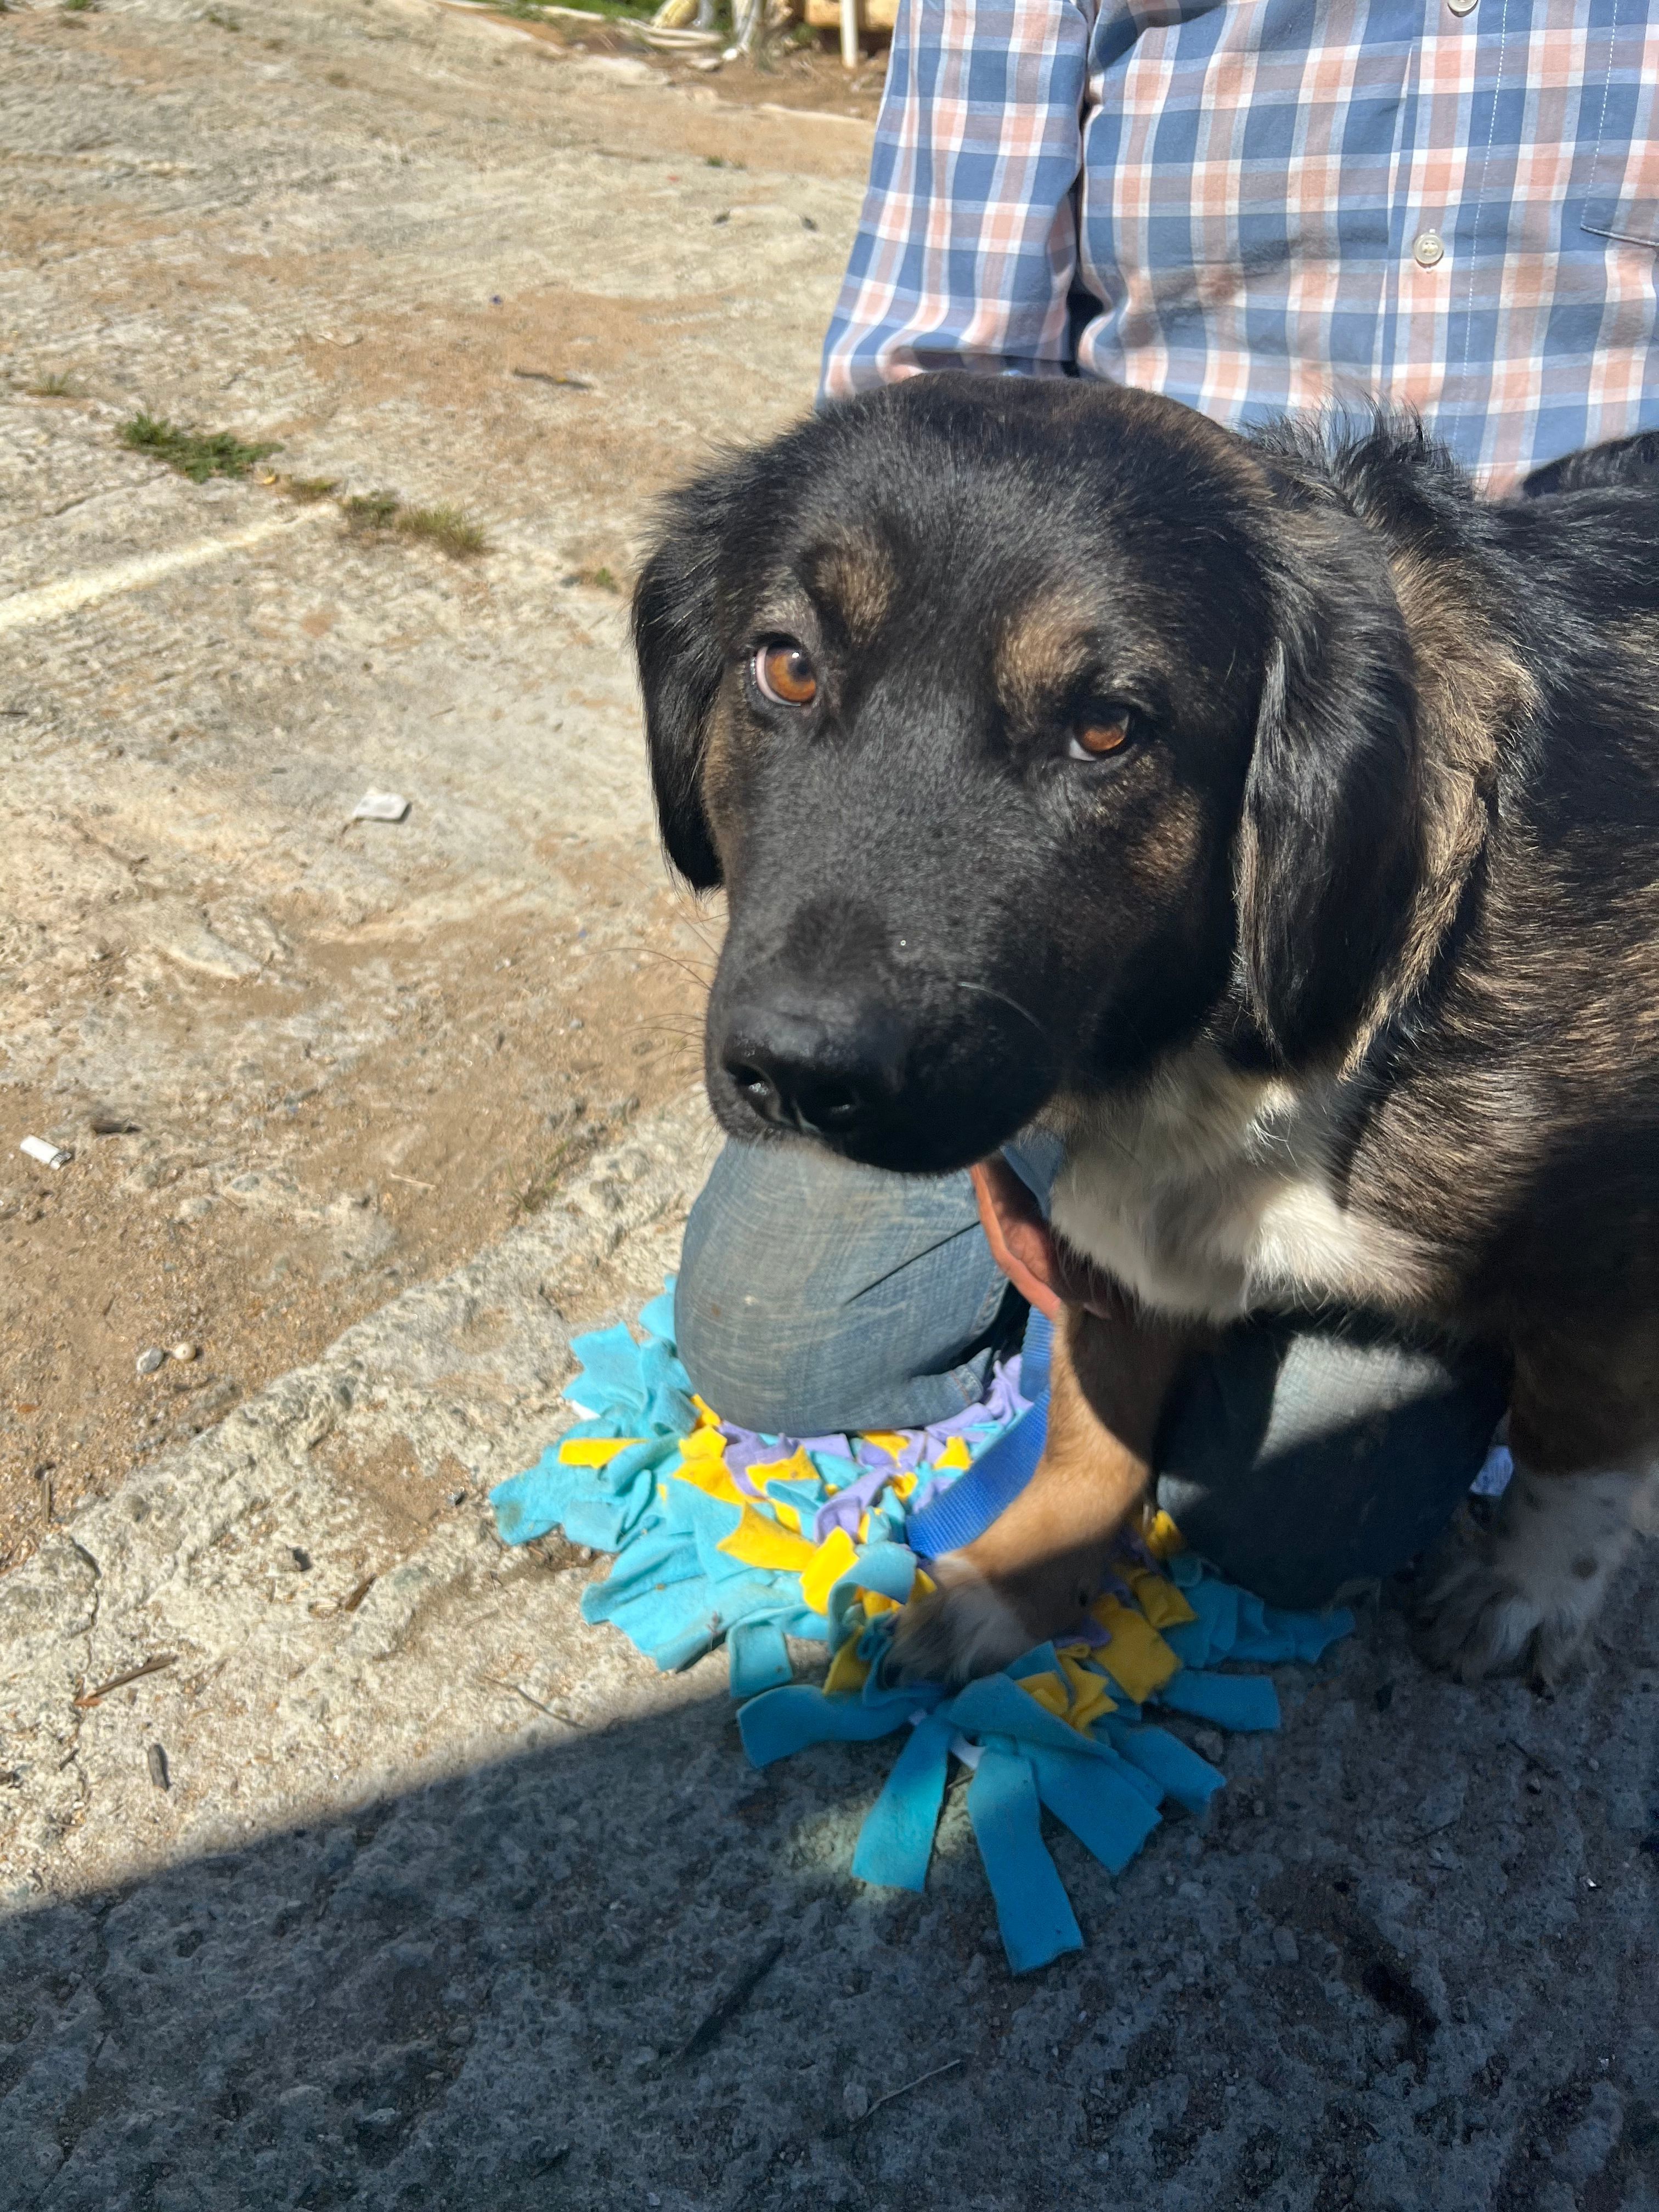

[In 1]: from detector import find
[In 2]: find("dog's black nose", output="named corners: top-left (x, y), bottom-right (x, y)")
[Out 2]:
top-left (720, 1005), bottom-right (905, 1140)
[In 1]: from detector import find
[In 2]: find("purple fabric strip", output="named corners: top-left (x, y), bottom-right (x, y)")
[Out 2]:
top-left (707, 1347), bottom-right (1035, 1541)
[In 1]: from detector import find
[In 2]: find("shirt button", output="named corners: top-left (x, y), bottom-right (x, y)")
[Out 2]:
top-left (1413, 229), bottom-right (1446, 268)
top-left (1447, 0), bottom-right (1477, 13)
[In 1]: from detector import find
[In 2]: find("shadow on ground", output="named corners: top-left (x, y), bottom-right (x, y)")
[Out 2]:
top-left (3, 1568), bottom-right (1657, 2212)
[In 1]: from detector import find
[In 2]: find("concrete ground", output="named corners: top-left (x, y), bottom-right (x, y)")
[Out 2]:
top-left (2, 4), bottom-right (1657, 2209)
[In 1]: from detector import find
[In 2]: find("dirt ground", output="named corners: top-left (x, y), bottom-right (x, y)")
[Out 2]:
top-left (0, 0), bottom-right (881, 1565)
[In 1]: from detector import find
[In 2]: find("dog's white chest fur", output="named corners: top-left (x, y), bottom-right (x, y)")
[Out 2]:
top-left (1047, 1047), bottom-right (1432, 1323)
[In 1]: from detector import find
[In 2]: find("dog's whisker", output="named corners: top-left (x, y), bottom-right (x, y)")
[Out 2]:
top-left (938, 974), bottom-right (1053, 1048)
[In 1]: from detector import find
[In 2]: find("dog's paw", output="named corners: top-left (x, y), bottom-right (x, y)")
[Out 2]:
top-left (1416, 1468), bottom-right (1640, 1685)
top-left (886, 1553), bottom-right (1035, 1689)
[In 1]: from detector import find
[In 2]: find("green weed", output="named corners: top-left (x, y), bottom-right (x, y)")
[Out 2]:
top-left (119, 414), bottom-right (280, 482)
top-left (342, 489), bottom-right (487, 558)
top-left (396, 503), bottom-right (488, 557)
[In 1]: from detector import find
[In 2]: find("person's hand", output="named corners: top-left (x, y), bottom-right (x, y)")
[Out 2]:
top-left (970, 1156), bottom-right (1128, 1321)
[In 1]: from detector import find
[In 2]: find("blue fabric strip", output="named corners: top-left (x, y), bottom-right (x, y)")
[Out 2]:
top-left (727, 1618), bottom-right (794, 1700)
top-left (738, 1683), bottom-right (928, 1768)
top-left (1158, 1667), bottom-right (1281, 1731)
top-left (967, 1745), bottom-right (1084, 1974)
top-left (852, 1714), bottom-right (953, 1891)
top-left (1101, 1717), bottom-right (1226, 1817)
top-left (1026, 1741), bottom-right (1163, 1876)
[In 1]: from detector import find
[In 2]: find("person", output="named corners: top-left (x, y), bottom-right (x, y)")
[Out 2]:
top-left (671, 0), bottom-right (1659, 1610)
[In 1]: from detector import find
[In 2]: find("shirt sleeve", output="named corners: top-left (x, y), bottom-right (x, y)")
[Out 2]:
top-left (819, 0), bottom-right (1098, 400)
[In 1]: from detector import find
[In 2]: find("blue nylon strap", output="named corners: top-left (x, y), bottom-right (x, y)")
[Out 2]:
top-left (905, 1397), bottom-right (1049, 1557)
top-left (904, 1311), bottom-right (1054, 1558)
top-left (852, 1713), bottom-right (953, 1891)
top-left (967, 1743), bottom-right (1084, 1974)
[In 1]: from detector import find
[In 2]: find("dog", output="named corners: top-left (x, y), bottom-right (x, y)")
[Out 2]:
top-left (632, 374), bottom-right (1659, 1689)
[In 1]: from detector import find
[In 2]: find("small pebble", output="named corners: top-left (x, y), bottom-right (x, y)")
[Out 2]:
top-left (842, 2079), bottom-right (870, 2122)
top-left (170, 1341), bottom-right (198, 1364)
top-left (135, 1347), bottom-right (166, 1376)
top-left (1271, 1925), bottom-right (1300, 1966)
top-left (146, 1743), bottom-right (170, 1790)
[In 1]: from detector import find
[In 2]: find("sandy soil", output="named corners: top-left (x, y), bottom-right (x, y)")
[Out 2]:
top-left (0, 0), bottom-right (877, 1562)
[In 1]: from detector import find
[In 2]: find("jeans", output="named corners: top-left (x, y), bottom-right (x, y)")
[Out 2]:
top-left (675, 1140), bottom-right (1508, 1609)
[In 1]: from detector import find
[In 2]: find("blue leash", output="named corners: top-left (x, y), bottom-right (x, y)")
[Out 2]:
top-left (905, 1308), bottom-right (1053, 1558)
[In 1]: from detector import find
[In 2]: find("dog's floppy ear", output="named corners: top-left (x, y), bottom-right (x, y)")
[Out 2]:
top-left (632, 460), bottom-right (756, 890)
top-left (1235, 489), bottom-right (1422, 1064)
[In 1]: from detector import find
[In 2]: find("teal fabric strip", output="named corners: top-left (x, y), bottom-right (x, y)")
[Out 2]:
top-left (1102, 1716), bottom-right (1226, 1816)
top-left (1159, 1667), bottom-right (1281, 1731)
top-left (1026, 1741), bottom-right (1163, 1876)
top-left (728, 1618), bottom-right (793, 1699)
top-left (851, 1714), bottom-right (953, 1891)
top-left (967, 1746), bottom-right (1084, 1974)
top-left (1159, 1574), bottom-right (1237, 1668)
top-left (944, 1673), bottom-right (1115, 1762)
top-left (738, 1683), bottom-right (929, 1768)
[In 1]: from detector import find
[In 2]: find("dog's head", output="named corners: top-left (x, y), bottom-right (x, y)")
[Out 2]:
top-left (635, 377), bottom-right (1421, 1175)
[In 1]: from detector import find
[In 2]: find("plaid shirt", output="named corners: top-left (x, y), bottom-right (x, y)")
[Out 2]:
top-left (821, 0), bottom-right (1659, 486)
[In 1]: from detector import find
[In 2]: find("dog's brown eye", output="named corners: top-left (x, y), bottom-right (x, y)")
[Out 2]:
top-left (754, 640), bottom-right (817, 707)
top-left (1068, 713), bottom-right (1132, 761)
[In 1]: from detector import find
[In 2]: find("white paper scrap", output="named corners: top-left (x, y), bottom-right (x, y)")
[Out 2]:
top-left (351, 791), bottom-right (410, 823)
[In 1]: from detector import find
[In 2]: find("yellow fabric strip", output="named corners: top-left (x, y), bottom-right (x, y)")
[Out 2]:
top-left (1018, 1673), bottom-right (1071, 1723)
top-left (678, 1427), bottom-right (727, 1464)
top-left (1058, 1652), bottom-right (1118, 1734)
top-left (1127, 1565), bottom-right (1198, 1630)
top-left (690, 1394), bottom-right (725, 1430)
top-left (557, 1437), bottom-right (646, 1468)
top-left (932, 1436), bottom-right (972, 1472)
top-left (859, 1431), bottom-right (911, 1461)
top-left (1142, 1507), bottom-right (1186, 1560)
top-left (824, 1638), bottom-right (870, 1695)
top-left (673, 1455), bottom-right (752, 1515)
top-left (800, 1527), bottom-right (860, 1614)
top-left (715, 1503), bottom-right (819, 1573)
top-left (1091, 1594), bottom-right (1182, 1701)
top-left (859, 1588), bottom-right (899, 1617)
top-left (751, 1446), bottom-right (819, 1489)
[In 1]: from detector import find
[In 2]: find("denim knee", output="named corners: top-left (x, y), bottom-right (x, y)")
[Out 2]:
top-left (675, 1141), bottom-right (1011, 1435)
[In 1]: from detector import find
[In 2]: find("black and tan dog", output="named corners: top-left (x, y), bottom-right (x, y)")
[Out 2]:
top-left (633, 375), bottom-right (1659, 1688)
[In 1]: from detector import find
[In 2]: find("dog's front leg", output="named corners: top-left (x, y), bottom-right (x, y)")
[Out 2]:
top-left (888, 1304), bottom-right (1191, 1687)
top-left (1418, 1344), bottom-right (1654, 1684)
